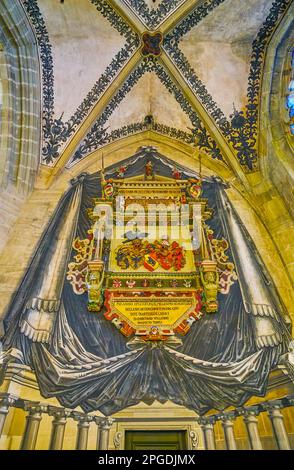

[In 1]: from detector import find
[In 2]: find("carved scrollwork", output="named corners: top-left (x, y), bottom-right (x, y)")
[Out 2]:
top-left (189, 430), bottom-right (199, 450)
top-left (113, 431), bottom-right (122, 450)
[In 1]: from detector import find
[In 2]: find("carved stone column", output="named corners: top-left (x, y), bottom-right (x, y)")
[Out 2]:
top-left (220, 415), bottom-right (237, 450)
top-left (199, 417), bottom-right (216, 450)
top-left (96, 418), bottom-right (114, 450)
top-left (0, 393), bottom-right (17, 438)
top-left (241, 410), bottom-right (263, 450)
top-left (266, 405), bottom-right (291, 450)
top-left (20, 402), bottom-right (47, 450)
top-left (72, 412), bottom-right (93, 450)
top-left (95, 417), bottom-right (101, 449)
top-left (48, 407), bottom-right (71, 450)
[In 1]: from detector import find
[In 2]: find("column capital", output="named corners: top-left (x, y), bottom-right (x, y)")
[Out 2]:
top-left (283, 396), bottom-right (294, 407)
top-left (0, 393), bottom-right (18, 408)
top-left (48, 406), bottom-right (71, 421)
top-left (71, 411), bottom-right (93, 425)
top-left (220, 413), bottom-right (237, 450)
top-left (23, 401), bottom-right (47, 416)
top-left (96, 417), bottom-right (114, 430)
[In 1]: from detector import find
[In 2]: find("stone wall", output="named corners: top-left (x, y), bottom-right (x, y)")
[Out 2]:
top-left (0, 0), bottom-right (41, 249)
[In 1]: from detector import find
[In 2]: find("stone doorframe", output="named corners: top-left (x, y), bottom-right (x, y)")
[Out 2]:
top-left (112, 419), bottom-right (200, 451)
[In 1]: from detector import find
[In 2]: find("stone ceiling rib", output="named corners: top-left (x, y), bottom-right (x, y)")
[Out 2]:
top-left (66, 0), bottom-right (242, 175)
top-left (46, 51), bottom-right (142, 184)
top-left (33, 0), bottom-right (292, 193)
top-left (158, 54), bottom-right (248, 186)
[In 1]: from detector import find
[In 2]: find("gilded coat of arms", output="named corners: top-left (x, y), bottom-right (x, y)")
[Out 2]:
top-left (67, 167), bottom-right (237, 341)
top-left (115, 237), bottom-right (186, 272)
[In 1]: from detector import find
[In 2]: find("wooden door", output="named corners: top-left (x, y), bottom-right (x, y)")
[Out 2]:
top-left (124, 430), bottom-right (187, 450)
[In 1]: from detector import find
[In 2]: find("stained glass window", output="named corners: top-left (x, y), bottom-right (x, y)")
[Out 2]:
top-left (286, 49), bottom-right (294, 135)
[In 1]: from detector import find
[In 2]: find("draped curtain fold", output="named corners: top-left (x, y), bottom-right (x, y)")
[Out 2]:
top-left (3, 174), bottom-right (86, 346)
top-left (19, 178), bottom-right (84, 343)
top-left (215, 184), bottom-right (287, 349)
top-left (1, 151), bottom-right (289, 415)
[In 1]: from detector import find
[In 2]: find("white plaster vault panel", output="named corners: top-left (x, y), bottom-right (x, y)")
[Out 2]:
top-left (106, 72), bottom-right (193, 132)
top-left (38, 0), bottom-right (126, 121)
top-left (179, 0), bottom-right (275, 117)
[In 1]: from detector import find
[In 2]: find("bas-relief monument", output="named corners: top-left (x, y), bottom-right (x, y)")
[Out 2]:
top-left (0, 150), bottom-right (293, 450)
top-left (0, 0), bottom-right (293, 452)
top-left (68, 162), bottom-right (236, 342)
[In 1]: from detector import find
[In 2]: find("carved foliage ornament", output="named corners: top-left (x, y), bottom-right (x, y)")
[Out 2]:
top-left (125, 0), bottom-right (184, 30)
top-left (164, 0), bottom-right (292, 170)
top-left (72, 58), bottom-right (224, 162)
top-left (22, 0), bottom-right (139, 164)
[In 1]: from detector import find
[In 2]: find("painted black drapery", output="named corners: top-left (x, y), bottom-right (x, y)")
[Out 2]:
top-left (2, 150), bottom-right (289, 415)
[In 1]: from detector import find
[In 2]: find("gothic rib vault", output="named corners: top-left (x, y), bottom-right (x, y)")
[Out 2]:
top-left (0, 0), bottom-right (294, 451)
top-left (20, 0), bottom-right (293, 188)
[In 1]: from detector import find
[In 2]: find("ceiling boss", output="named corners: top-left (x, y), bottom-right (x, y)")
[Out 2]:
top-left (141, 31), bottom-right (163, 57)
top-left (67, 161), bottom-right (237, 343)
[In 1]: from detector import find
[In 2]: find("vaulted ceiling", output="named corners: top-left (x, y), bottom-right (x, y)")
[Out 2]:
top-left (23, 0), bottom-right (292, 178)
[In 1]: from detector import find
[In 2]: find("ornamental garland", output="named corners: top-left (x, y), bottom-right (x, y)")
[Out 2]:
top-left (71, 57), bottom-right (224, 162)
top-left (164, 0), bottom-right (292, 170)
top-left (124, 0), bottom-right (184, 30)
top-left (66, 118), bottom-right (194, 167)
top-left (22, 0), bottom-right (139, 164)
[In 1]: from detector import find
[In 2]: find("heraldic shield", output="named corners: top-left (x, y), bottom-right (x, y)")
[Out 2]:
top-left (67, 163), bottom-right (237, 342)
